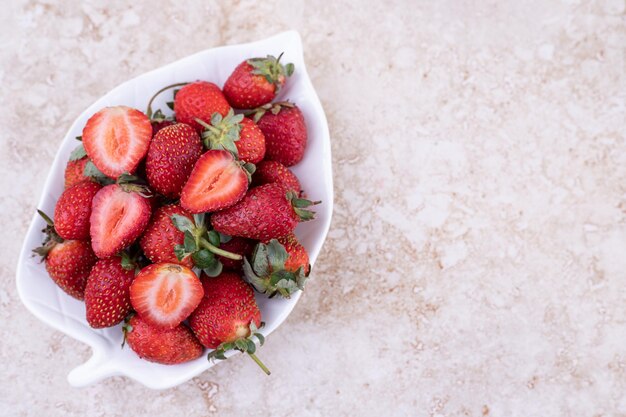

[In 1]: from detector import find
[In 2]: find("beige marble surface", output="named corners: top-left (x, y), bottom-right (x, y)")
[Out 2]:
top-left (2, 0), bottom-right (626, 415)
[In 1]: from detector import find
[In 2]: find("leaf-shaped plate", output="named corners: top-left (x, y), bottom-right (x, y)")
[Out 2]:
top-left (15, 31), bottom-right (333, 389)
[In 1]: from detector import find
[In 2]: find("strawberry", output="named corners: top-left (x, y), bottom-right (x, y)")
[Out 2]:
top-left (145, 123), bottom-right (203, 198)
top-left (53, 181), bottom-right (101, 240)
top-left (33, 211), bottom-right (97, 300)
top-left (151, 120), bottom-right (175, 136)
top-left (174, 81), bottom-right (230, 133)
top-left (130, 263), bottom-right (203, 329)
top-left (140, 204), bottom-right (194, 267)
top-left (189, 272), bottom-right (269, 374)
top-left (90, 183), bottom-right (152, 258)
top-left (252, 160), bottom-right (301, 194)
top-left (217, 237), bottom-right (255, 271)
top-left (180, 150), bottom-right (251, 214)
top-left (243, 236), bottom-right (310, 298)
top-left (223, 54), bottom-right (294, 109)
top-left (250, 102), bottom-right (307, 167)
top-left (211, 183), bottom-right (318, 240)
top-left (84, 256), bottom-right (135, 328)
top-left (124, 314), bottom-right (203, 365)
top-left (82, 106), bottom-right (152, 179)
top-left (64, 157), bottom-right (90, 189)
top-left (198, 110), bottom-right (265, 164)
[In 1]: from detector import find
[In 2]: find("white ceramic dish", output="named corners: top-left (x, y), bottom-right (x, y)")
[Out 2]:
top-left (15, 31), bottom-right (333, 389)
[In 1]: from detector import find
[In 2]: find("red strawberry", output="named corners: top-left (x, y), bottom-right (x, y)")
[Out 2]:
top-left (276, 234), bottom-right (310, 274)
top-left (199, 110), bottom-right (265, 164)
top-left (145, 123), bottom-right (203, 198)
top-left (82, 106), bottom-right (152, 179)
top-left (130, 263), bottom-right (203, 329)
top-left (54, 181), bottom-right (101, 240)
top-left (243, 236), bottom-right (310, 297)
top-left (190, 272), bottom-right (268, 373)
top-left (251, 102), bottom-right (307, 167)
top-left (125, 315), bottom-right (203, 365)
top-left (180, 150), bottom-right (250, 214)
top-left (223, 54), bottom-right (294, 109)
top-left (140, 204), bottom-right (193, 268)
top-left (252, 160), bottom-right (301, 194)
top-left (174, 81), bottom-right (230, 133)
top-left (151, 120), bottom-right (175, 136)
top-left (33, 213), bottom-right (98, 300)
top-left (211, 183), bottom-right (317, 240)
top-left (90, 184), bottom-right (151, 258)
top-left (64, 157), bottom-right (91, 189)
top-left (84, 257), bottom-right (135, 328)
top-left (217, 237), bottom-right (255, 271)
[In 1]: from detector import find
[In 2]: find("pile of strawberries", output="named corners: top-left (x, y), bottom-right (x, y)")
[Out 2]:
top-left (34, 54), bottom-right (319, 373)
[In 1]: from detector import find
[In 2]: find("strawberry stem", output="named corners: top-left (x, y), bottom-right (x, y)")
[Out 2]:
top-left (199, 237), bottom-right (242, 260)
top-left (247, 352), bottom-right (271, 375)
top-left (146, 82), bottom-right (189, 118)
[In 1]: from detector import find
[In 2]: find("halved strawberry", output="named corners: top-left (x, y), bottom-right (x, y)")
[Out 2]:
top-left (180, 150), bottom-right (250, 213)
top-left (82, 106), bottom-right (152, 179)
top-left (90, 184), bottom-right (151, 258)
top-left (130, 263), bottom-right (203, 329)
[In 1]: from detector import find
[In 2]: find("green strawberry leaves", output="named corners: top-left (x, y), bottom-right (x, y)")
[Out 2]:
top-left (171, 214), bottom-right (241, 277)
top-left (247, 52), bottom-right (294, 92)
top-left (242, 239), bottom-right (309, 298)
top-left (32, 210), bottom-right (63, 259)
top-left (145, 81), bottom-right (189, 120)
top-left (207, 321), bottom-right (270, 375)
top-left (69, 143), bottom-right (87, 161)
top-left (286, 190), bottom-right (320, 222)
top-left (197, 109), bottom-right (244, 158)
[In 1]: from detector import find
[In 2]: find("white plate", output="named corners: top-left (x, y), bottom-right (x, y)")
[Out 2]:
top-left (15, 31), bottom-right (333, 389)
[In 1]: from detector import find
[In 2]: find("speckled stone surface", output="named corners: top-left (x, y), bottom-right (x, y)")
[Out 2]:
top-left (2, 1), bottom-right (626, 416)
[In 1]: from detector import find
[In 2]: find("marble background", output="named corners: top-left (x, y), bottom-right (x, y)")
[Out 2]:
top-left (2, 0), bottom-right (626, 416)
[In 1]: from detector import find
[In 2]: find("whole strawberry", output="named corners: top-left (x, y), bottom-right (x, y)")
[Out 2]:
top-left (145, 123), bottom-right (203, 198)
top-left (84, 256), bottom-right (135, 328)
top-left (189, 272), bottom-right (269, 374)
top-left (125, 315), bottom-right (204, 365)
top-left (243, 236), bottom-right (309, 298)
top-left (64, 157), bottom-right (90, 189)
top-left (211, 183), bottom-right (318, 240)
top-left (199, 110), bottom-right (265, 164)
top-left (33, 211), bottom-right (97, 300)
top-left (174, 81), bottom-right (231, 133)
top-left (140, 204), bottom-right (194, 267)
top-left (54, 181), bottom-right (101, 240)
top-left (151, 120), bottom-right (175, 136)
top-left (90, 183), bottom-right (152, 258)
top-left (251, 102), bottom-right (307, 167)
top-left (223, 54), bottom-right (294, 109)
top-left (252, 160), bottom-right (301, 194)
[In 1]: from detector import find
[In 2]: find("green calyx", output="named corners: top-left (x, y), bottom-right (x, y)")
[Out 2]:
top-left (171, 213), bottom-right (242, 277)
top-left (246, 100), bottom-right (295, 123)
top-left (146, 81), bottom-right (189, 120)
top-left (196, 109), bottom-right (244, 157)
top-left (243, 239), bottom-right (309, 298)
top-left (207, 321), bottom-right (270, 375)
top-left (32, 210), bottom-right (63, 259)
top-left (247, 52), bottom-right (294, 92)
top-left (121, 312), bottom-right (135, 348)
top-left (82, 160), bottom-right (115, 185)
top-left (117, 173), bottom-right (153, 198)
top-left (286, 190), bottom-right (320, 222)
